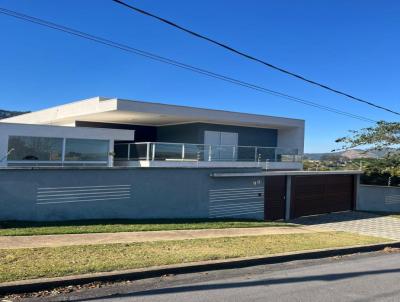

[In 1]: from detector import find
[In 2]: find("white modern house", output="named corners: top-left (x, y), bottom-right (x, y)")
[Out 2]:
top-left (0, 96), bottom-right (305, 170)
top-left (0, 97), bottom-right (362, 222)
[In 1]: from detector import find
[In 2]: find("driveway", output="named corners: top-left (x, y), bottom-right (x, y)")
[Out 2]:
top-left (291, 211), bottom-right (400, 241)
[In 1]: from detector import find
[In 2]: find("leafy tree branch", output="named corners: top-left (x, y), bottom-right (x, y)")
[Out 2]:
top-left (335, 121), bottom-right (400, 150)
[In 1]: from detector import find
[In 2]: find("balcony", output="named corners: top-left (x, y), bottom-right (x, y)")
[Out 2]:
top-left (114, 142), bottom-right (303, 170)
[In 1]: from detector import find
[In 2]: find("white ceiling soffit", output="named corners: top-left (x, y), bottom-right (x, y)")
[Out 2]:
top-left (1, 97), bottom-right (304, 129)
top-left (114, 99), bottom-right (304, 129)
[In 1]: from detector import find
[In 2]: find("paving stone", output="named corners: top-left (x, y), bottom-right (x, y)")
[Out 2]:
top-left (292, 211), bottom-right (400, 240)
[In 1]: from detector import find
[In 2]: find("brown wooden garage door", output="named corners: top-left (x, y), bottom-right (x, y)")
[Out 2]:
top-left (291, 175), bottom-right (355, 219)
top-left (264, 176), bottom-right (286, 221)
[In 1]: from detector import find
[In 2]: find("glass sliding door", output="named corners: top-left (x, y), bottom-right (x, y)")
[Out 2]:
top-left (203, 131), bottom-right (238, 161)
top-left (204, 131), bottom-right (220, 161)
top-left (219, 132), bottom-right (238, 161)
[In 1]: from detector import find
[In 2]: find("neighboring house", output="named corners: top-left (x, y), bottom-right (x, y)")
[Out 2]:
top-left (0, 97), bottom-right (360, 222)
top-left (0, 96), bottom-right (304, 170)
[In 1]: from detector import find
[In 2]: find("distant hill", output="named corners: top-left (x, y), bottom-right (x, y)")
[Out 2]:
top-left (0, 109), bottom-right (28, 120)
top-left (305, 148), bottom-right (397, 160)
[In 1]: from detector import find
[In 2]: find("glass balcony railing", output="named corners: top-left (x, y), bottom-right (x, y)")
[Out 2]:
top-left (114, 142), bottom-right (302, 163)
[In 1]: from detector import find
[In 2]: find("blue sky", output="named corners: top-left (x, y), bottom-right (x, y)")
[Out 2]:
top-left (0, 0), bottom-right (399, 152)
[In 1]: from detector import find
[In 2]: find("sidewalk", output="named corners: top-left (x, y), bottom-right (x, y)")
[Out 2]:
top-left (0, 226), bottom-right (327, 249)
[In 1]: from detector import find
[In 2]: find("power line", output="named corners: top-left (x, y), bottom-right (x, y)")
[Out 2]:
top-left (0, 7), bottom-right (377, 123)
top-left (113, 0), bottom-right (400, 117)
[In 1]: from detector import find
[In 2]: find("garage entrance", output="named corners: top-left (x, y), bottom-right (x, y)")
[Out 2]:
top-left (290, 174), bottom-right (355, 219)
top-left (212, 170), bottom-right (360, 221)
top-left (264, 176), bottom-right (286, 220)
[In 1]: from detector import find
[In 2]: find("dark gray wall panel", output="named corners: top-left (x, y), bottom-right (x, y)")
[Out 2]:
top-left (358, 185), bottom-right (400, 213)
top-left (0, 168), bottom-right (264, 221)
top-left (156, 123), bottom-right (200, 144)
top-left (157, 123), bottom-right (278, 147)
top-left (75, 121), bottom-right (157, 142)
top-left (75, 121), bottom-right (277, 147)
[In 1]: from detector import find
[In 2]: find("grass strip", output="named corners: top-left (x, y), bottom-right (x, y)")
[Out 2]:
top-left (0, 219), bottom-right (293, 236)
top-left (0, 232), bottom-right (389, 283)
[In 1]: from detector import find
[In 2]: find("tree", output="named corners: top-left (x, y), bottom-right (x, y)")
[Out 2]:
top-left (335, 121), bottom-right (400, 150)
top-left (335, 121), bottom-right (400, 179)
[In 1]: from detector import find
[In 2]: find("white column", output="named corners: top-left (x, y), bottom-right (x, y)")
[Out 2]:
top-left (146, 142), bottom-right (150, 161)
top-left (151, 143), bottom-right (156, 161)
top-left (61, 138), bottom-right (66, 167)
top-left (0, 133), bottom-right (8, 167)
top-left (108, 139), bottom-right (114, 167)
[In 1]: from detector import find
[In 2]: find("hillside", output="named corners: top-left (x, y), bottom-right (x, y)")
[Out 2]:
top-left (0, 109), bottom-right (27, 120)
top-left (305, 148), bottom-right (397, 160)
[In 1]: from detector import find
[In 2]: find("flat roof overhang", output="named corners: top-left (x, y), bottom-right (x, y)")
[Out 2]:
top-left (1, 97), bottom-right (304, 130)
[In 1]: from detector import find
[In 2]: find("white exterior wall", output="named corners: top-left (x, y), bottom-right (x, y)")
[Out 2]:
top-left (0, 123), bottom-right (135, 167)
top-left (277, 126), bottom-right (305, 155)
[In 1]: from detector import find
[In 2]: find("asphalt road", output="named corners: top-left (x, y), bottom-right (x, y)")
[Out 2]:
top-left (21, 251), bottom-right (400, 302)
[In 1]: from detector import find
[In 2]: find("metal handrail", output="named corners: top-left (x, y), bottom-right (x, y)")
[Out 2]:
top-left (114, 142), bottom-right (301, 163)
top-left (115, 141), bottom-right (294, 150)
top-left (0, 148), bottom-right (14, 162)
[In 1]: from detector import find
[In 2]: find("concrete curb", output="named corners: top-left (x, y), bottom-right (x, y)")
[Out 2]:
top-left (1, 241), bottom-right (400, 296)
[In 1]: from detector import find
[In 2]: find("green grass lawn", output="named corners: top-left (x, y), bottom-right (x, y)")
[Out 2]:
top-left (0, 219), bottom-right (295, 236)
top-left (0, 232), bottom-right (389, 283)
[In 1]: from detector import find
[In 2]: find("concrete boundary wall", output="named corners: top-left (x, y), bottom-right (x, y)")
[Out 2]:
top-left (0, 168), bottom-right (264, 221)
top-left (357, 185), bottom-right (400, 213)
